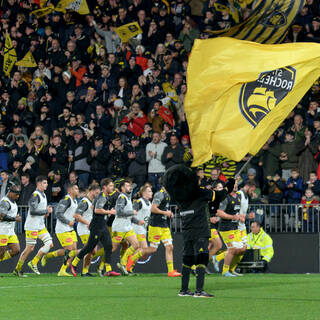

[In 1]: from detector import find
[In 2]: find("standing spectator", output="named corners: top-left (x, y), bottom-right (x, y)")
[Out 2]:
top-left (146, 132), bottom-right (167, 192)
top-left (0, 170), bottom-right (10, 199)
top-left (87, 135), bottom-right (110, 183)
top-left (285, 168), bottom-right (304, 205)
top-left (304, 171), bottom-right (320, 196)
top-left (68, 129), bottom-right (91, 187)
top-left (17, 173), bottom-right (35, 206)
top-left (127, 136), bottom-right (147, 188)
top-left (0, 135), bottom-right (9, 172)
top-left (161, 133), bottom-right (184, 170)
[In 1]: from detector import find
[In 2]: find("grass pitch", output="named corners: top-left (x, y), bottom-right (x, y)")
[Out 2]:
top-left (0, 273), bottom-right (319, 320)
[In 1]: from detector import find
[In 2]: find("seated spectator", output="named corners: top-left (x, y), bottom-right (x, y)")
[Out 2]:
top-left (247, 221), bottom-right (274, 272)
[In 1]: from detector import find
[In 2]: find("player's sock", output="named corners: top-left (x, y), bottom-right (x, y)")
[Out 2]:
top-left (46, 250), bottom-right (59, 260)
top-left (222, 264), bottom-right (230, 275)
top-left (120, 246), bottom-right (135, 266)
top-left (196, 264), bottom-right (206, 292)
top-left (69, 250), bottom-right (78, 258)
top-left (181, 265), bottom-right (192, 291)
top-left (72, 256), bottom-right (80, 267)
top-left (93, 248), bottom-right (104, 259)
top-left (167, 260), bottom-right (174, 273)
top-left (31, 255), bottom-right (40, 266)
top-left (15, 259), bottom-right (24, 271)
top-left (105, 264), bottom-right (112, 272)
top-left (230, 254), bottom-right (244, 272)
top-left (131, 250), bottom-right (143, 263)
top-left (98, 257), bottom-right (105, 271)
top-left (216, 250), bottom-right (226, 262)
top-left (1, 251), bottom-right (12, 262)
top-left (82, 266), bottom-right (89, 274)
top-left (59, 263), bottom-right (68, 273)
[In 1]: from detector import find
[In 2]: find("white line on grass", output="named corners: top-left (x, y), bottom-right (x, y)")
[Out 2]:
top-left (0, 283), bottom-right (68, 289)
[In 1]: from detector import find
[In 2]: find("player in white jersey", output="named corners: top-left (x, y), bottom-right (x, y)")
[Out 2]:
top-left (0, 185), bottom-right (22, 274)
top-left (41, 184), bottom-right (79, 276)
top-left (229, 180), bottom-right (256, 276)
top-left (112, 179), bottom-right (145, 275)
top-left (14, 176), bottom-right (53, 275)
top-left (74, 183), bottom-right (100, 276)
top-left (132, 185), bottom-right (153, 249)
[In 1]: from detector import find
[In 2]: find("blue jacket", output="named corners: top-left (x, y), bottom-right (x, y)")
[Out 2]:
top-left (285, 176), bottom-right (304, 202)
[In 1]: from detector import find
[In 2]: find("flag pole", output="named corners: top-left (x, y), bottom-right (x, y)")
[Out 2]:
top-left (234, 155), bottom-right (253, 178)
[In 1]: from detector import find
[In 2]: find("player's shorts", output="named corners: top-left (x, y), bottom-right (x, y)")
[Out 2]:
top-left (56, 230), bottom-right (77, 247)
top-left (136, 233), bottom-right (146, 242)
top-left (0, 234), bottom-right (19, 246)
top-left (112, 229), bottom-right (136, 243)
top-left (148, 226), bottom-right (172, 244)
top-left (80, 234), bottom-right (89, 245)
top-left (240, 229), bottom-right (248, 245)
top-left (220, 229), bottom-right (243, 249)
top-left (25, 228), bottom-right (49, 240)
top-left (209, 228), bottom-right (220, 241)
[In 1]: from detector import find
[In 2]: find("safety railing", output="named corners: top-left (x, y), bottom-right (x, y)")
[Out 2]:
top-left (14, 203), bottom-right (320, 235)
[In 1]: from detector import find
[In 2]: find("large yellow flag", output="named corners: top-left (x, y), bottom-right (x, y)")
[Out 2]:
top-left (15, 51), bottom-right (37, 68)
top-left (185, 38), bottom-right (320, 166)
top-left (3, 33), bottom-right (17, 77)
top-left (115, 22), bottom-right (142, 43)
top-left (212, 0), bottom-right (305, 44)
top-left (55, 0), bottom-right (89, 15)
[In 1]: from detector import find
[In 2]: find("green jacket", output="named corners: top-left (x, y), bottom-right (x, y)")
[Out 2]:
top-left (247, 228), bottom-right (274, 263)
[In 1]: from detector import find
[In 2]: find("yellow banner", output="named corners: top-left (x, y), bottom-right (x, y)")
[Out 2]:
top-left (115, 22), bottom-right (142, 43)
top-left (212, 0), bottom-right (305, 44)
top-left (3, 33), bottom-right (17, 77)
top-left (31, 5), bottom-right (54, 18)
top-left (185, 38), bottom-right (320, 166)
top-left (55, 0), bottom-right (89, 15)
top-left (15, 51), bottom-right (37, 68)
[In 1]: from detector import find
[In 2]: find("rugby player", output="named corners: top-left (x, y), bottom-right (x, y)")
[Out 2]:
top-left (74, 183), bottom-right (101, 276)
top-left (216, 182), bottom-right (243, 277)
top-left (126, 183), bottom-right (181, 277)
top-left (112, 179), bottom-right (144, 275)
top-left (69, 178), bottom-right (119, 277)
top-left (0, 185), bottom-right (22, 275)
top-left (41, 184), bottom-right (79, 276)
top-left (14, 176), bottom-right (53, 275)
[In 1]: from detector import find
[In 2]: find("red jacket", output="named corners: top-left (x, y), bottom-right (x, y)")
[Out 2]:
top-left (71, 65), bottom-right (87, 87)
top-left (121, 113), bottom-right (147, 136)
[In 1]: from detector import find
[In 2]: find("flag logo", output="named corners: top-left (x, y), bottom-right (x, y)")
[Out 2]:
top-left (263, 11), bottom-right (287, 27)
top-left (239, 66), bottom-right (296, 128)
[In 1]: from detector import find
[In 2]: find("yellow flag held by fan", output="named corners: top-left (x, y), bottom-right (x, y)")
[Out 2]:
top-left (55, 0), bottom-right (89, 15)
top-left (115, 22), bottom-right (142, 43)
top-left (31, 5), bottom-right (54, 18)
top-left (3, 33), bottom-right (17, 77)
top-left (212, 0), bottom-right (305, 44)
top-left (15, 51), bottom-right (37, 68)
top-left (185, 38), bottom-right (320, 166)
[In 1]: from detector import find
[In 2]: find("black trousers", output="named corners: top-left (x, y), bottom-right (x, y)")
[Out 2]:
top-left (183, 238), bottom-right (209, 257)
top-left (78, 226), bottom-right (112, 264)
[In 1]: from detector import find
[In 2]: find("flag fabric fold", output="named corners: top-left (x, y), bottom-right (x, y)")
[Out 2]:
top-left (15, 51), bottom-right (37, 68)
top-left (3, 33), bottom-right (17, 77)
top-left (185, 37), bottom-right (320, 166)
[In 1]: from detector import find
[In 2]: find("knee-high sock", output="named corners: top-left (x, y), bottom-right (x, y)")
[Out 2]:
top-left (181, 265), bottom-right (192, 291)
top-left (196, 264), bottom-right (206, 292)
top-left (230, 254), bottom-right (244, 272)
top-left (216, 250), bottom-right (226, 262)
top-left (120, 246), bottom-right (135, 266)
top-left (0, 251), bottom-right (11, 262)
top-left (92, 248), bottom-right (104, 259)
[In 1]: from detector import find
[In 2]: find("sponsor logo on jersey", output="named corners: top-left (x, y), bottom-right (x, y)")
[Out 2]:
top-left (66, 237), bottom-right (72, 243)
top-left (1, 238), bottom-right (7, 244)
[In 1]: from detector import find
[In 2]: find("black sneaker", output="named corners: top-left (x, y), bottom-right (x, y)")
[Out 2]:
top-left (81, 272), bottom-right (95, 277)
top-left (178, 289), bottom-right (194, 297)
top-left (194, 290), bottom-right (214, 298)
top-left (13, 269), bottom-right (27, 278)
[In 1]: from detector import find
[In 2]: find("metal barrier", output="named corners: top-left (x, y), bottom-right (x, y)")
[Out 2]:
top-left (15, 203), bottom-right (320, 235)
top-left (169, 204), bottom-right (320, 234)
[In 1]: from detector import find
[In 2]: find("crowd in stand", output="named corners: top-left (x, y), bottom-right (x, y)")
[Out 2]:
top-left (0, 0), bottom-right (320, 209)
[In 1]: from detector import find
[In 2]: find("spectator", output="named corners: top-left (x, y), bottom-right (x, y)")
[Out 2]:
top-left (0, 170), bottom-right (10, 199)
top-left (68, 129), bottom-right (91, 187)
top-left (63, 171), bottom-right (85, 194)
top-left (285, 168), bottom-right (304, 205)
top-left (304, 171), bottom-right (320, 196)
top-left (300, 188), bottom-right (319, 232)
top-left (161, 133), bottom-right (184, 170)
top-left (127, 136), bottom-right (147, 188)
top-left (17, 173), bottom-right (35, 206)
top-left (204, 167), bottom-right (225, 190)
top-left (146, 132), bottom-right (167, 191)
top-left (47, 169), bottom-right (64, 203)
